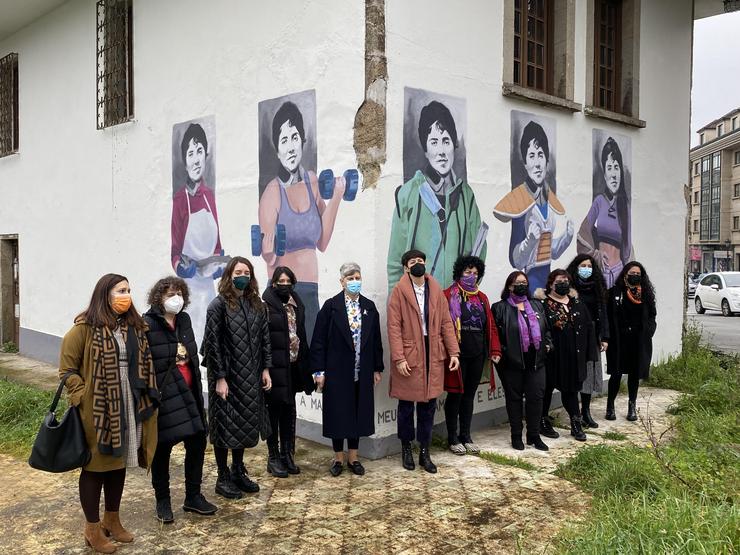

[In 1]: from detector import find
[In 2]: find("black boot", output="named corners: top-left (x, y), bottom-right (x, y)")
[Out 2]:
top-left (526, 434), bottom-right (549, 451)
top-left (418, 446), bottom-right (437, 474)
top-left (605, 399), bottom-right (616, 420)
top-left (540, 417), bottom-right (560, 439)
top-left (155, 497), bottom-right (174, 524)
top-left (280, 441), bottom-right (300, 475)
top-left (183, 493), bottom-right (218, 516)
top-left (215, 469), bottom-right (243, 499)
top-left (231, 463), bottom-right (260, 493)
top-left (401, 441), bottom-right (415, 471)
top-left (570, 416), bottom-right (587, 441)
top-left (267, 442), bottom-right (289, 478)
top-left (511, 434), bottom-right (524, 451)
top-left (582, 407), bottom-right (599, 428)
top-left (627, 400), bottom-right (638, 421)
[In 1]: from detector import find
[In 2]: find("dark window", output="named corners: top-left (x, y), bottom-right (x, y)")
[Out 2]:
top-left (694, 162), bottom-right (699, 175)
top-left (693, 219), bottom-right (699, 232)
top-left (734, 151), bottom-right (740, 165)
top-left (513, 0), bottom-right (553, 93)
top-left (593, 0), bottom-right (622, 112)
top-left (734, 216), bottom-right (739, 230)
top-left (0, 53), bottom-right (19, 157)
top-left (96, 0), bottom-right (133, 129)
top-left (700, 275), bottom-right (712, 286)
top-left (700, 156), bottom-right (710, 240)
top-left (717, 123), bottom-right (724, 137)
top-left (734, 183), bottom-right (740, 197)
top-left (700, 132), bottom-right (705, 145)
top-left (733, 116), bottom-right (738, 130)
top-left (694, 191), bottom-right (699, 204)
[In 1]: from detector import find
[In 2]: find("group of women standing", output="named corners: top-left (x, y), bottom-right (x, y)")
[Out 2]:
top-left (59, 251), bottom-right (655, 553)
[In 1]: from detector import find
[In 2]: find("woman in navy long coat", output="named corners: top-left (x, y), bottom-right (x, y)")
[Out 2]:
top-left (310, 262), bottom-right (384, 477)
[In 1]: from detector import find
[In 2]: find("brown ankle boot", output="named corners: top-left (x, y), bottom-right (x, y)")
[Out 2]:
top-left (84, 521), bottom-right (116, 553)
top-left (101, 511), bottom-right (134, 543)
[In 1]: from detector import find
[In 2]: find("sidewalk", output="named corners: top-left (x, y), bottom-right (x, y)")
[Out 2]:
top-left (0, 353), bottom-right (679, 553)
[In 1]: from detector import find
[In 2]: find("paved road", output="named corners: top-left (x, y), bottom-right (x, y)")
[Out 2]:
top-left (686, 301), bottom-right (740, 354)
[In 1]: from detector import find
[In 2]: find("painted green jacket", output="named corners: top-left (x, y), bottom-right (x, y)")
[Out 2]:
top-left (387, 170), bottom-right (485, 292)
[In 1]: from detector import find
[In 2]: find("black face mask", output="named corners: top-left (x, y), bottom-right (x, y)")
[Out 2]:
top-left (626, 274), bottom-right (642, 286)
top-left (275, 284), bottom-right (293, 300)
top-left (512, 284), bottom-right (528, 297)
top-left (409, 263), bottom-right (426, 278)
top-left (554, 282), bottom-right (571, 296)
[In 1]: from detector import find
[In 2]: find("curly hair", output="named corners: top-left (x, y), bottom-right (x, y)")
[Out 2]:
top-left (566, 254), bottom-right (607, 301)
top-left (452, 255), bottom-right (485, 283)
top-left (545, 269), bottom-right (572, 295)
top-left (615, 261), bottom-right (656, 306)
top-left (147, 276), bottom-right (190, 311)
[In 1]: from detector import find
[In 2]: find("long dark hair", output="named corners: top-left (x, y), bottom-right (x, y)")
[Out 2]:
top-left (500, 271), bottom-right (530, 300)
top-left (601, 137), bottom-right (630, 257)
top-left (76, 273), bottom-right (146, 330)
top-left (615, 261), bottom-right (656, 306)
top-left (218, 256), bottom-right (263, 311)
top-left (566, 254), bottom-right (607, 301)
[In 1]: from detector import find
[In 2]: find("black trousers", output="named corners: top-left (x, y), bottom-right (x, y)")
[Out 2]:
top-left (499, 363), bottom-right (546, 437)
top-left (607, 372), bottom-right (640, 403)
top-left (332, 438), bottom-right (359, 451)
top-left (79, 468), bottom-right (126, 523)
top-left (151, 431), bottom-right (207, 501)
top-left (444, 351), bottom-right (486, 443)
top-left (267, 398), bottom-right (296, 451)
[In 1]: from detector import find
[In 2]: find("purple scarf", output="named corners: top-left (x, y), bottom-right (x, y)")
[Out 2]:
top-left (448, 275), bottom-right (483, 342)
top-left (507, 294), bottom-right (542, 353)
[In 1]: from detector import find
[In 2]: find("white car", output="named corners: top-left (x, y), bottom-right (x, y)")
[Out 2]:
top-left (694, 272), bottom-right (740, 316)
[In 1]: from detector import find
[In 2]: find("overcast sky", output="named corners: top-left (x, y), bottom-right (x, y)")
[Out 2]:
top-left (691, 10), bottom-right (740, 146)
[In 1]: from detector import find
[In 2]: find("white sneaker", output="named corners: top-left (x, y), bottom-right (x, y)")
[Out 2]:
top-left (449, 443), bottom-right (466, 456)
top-left (463, 442), bottom-right (480, 454)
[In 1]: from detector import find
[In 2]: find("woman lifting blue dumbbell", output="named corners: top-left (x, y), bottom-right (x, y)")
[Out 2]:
top-left (256, 100), bottom-right (358, 340)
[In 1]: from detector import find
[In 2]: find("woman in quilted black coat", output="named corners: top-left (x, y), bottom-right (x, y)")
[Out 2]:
top-left (201, 256), bottom-right (273, 499)
top-left (144, 276), bottom-right (217, 524)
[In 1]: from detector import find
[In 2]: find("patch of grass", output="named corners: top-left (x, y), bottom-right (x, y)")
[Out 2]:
top-left (478, 451), bottom-right (537, 472)
top-left (553, 325), bottom-right (740, 554)
top-left (0, 378), bottom-right (63, 459)
top-left (601, 431), bottom-right (627, 441)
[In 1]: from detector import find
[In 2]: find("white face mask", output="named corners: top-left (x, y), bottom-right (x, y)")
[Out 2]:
top-left (163, 295), bottom-right (184, 315)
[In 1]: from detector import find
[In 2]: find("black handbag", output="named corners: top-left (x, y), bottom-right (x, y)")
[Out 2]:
top-left (28, 371), bottom-right (91, 473)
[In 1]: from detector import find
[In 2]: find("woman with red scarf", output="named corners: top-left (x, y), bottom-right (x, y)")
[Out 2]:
top-left (442, 256), bottom-right (501, 455)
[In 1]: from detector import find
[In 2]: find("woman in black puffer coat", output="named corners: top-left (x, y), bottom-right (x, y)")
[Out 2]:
top-left (262, 267), bottom-right (314, 478)
top-left (201, 256), bottom-right (273, 500)
top-left (144, 276), bottom-right (217, 524)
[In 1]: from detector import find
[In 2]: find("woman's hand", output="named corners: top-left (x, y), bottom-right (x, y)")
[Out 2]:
top-left (314, 374), bottom-right (325, 391)
top-left (262, 369), bottom-right (272, 391)
top-left (373, 372), bottom-right (382, 386)
top-left (449, 356), bottom-right (460, 372)
top-left (396, 360), bottom-right (411, 377)
top-left (216, 378), bottom-right (229, 400)
top-left (600, 341), bottom-right (609, 352)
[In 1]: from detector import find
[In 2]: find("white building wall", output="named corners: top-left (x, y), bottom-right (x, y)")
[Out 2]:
top-left (0, 0), bottom-right (693, 454)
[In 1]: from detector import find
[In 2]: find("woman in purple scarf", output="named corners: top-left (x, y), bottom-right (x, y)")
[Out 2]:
top-left (492, 271), bottom-right (553, 451)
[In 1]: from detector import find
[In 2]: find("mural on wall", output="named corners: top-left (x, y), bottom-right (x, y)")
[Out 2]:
top-left (577, 129), bottom-right (633, 288)
top-left (493, 110), bottom-right (573, 291)
top-left (255, 90), bottom-right (357, 341)
top-left (387, 87), bottom-right (487, 292)
top-left (171, 115), bottom-right (228, 348)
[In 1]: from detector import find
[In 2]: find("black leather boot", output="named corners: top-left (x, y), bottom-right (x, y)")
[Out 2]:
top-left (511, 434), bottom-right (524, 451)
top-left (280, 441), bottom-right (300, 475)
top-left (401, 441), bottom-right (415, 471)
top-left (526, 434), bottom-right (549, 451)
top-left (155, 497), bottom-right (174, 524)
top-left (231, 463), bottom-right (260, 493)
top-left (267, 442), bottom-right (289, 478)
top-left (570, 416), bottom-right (587, 441)
top-left (214, 469), bottom-right (243, 499)
top-left (418, 446), bottom-right (437, 474)
top-left (540, 417), bottom-right (560, 439)
top-left (582, 407), bottom-right (599, 428)
top-left (627, 400), bottom-right (638, 421)
top-left (605, 399), bottom-right (616, 420)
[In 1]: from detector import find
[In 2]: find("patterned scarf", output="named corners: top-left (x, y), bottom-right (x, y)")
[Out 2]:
top-left (507, 294), bottom-right (542, 353)
top-left (626, 285), bottom-right (643, 304)
top-left (91, 323), bottom-right (158, 458)
top-left (448, 280), bottom-right (484, 342)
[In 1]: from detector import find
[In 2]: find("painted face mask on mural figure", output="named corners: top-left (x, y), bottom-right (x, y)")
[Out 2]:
top-left (277, 120), bottom-right (303, 175)
top-left (185, 137), bottom-right (206, 183)
top-left (604, 152), bottom-right (621, 195)
top-left (424, 121), bottom-right (455, 178)
top-left (524, 139), bottom-right (547, 188)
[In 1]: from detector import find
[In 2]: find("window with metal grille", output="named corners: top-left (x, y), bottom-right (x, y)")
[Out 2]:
top-left (593, 0), bottom-right (621, 112)
top-left (513, 0), bottom-right (552, 93)
top-left (0, 53), bottom-right (19, 157)
top-left (96, 0), bottom-right (133, 129)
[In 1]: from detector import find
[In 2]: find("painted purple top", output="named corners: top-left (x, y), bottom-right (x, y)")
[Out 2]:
top-left (585, 193), bottom-right (623, 249)
top-left (277, 171), bottom-right (322, 253)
